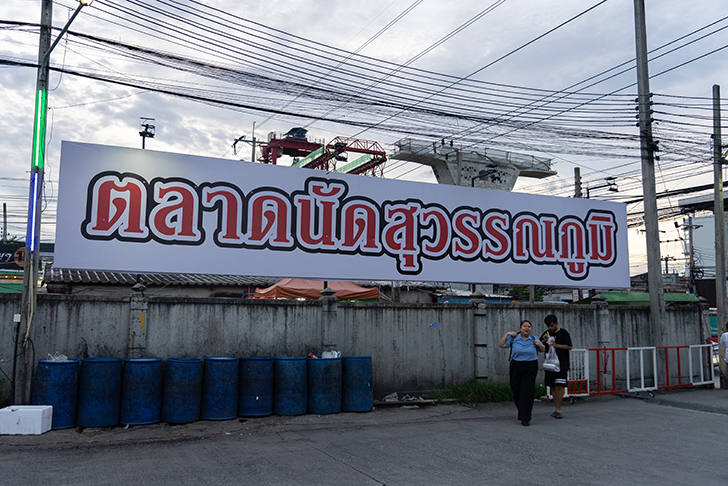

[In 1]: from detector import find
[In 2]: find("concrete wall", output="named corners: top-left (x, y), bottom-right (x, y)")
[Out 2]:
top-left (0, 293), bottom-right (706, 403)
top-left (144, 298), bottom-right (322, 358)
top-left (334, 303), bottom-right (474, 394)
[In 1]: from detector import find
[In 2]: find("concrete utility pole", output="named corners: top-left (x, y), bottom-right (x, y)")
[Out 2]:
top-left (687, 215), bottom-right (698, 295)
top-left (713, 85), bottom-right (726, 331)
top-left (17, 0), bottom-right (93, 404)
top-left (633, 0), bottom-right (664, 346)
top-left (573, 167), bottom-right (583, 301)
top-left (17, 0), bottom-right (53, 405)
top-left (251, 122), bottom-right (257, 163)
top-left (232, 123), bottom-right (260, 163)
top-left (574, 167), bottom-right (583, 198)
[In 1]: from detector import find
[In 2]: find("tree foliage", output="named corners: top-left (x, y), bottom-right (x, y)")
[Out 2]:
top-left (507, 285), bottom-right (547, 302)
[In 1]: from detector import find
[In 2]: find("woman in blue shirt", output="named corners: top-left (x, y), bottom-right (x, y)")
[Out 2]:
top-left (498, 320), bottom-right (545, 426)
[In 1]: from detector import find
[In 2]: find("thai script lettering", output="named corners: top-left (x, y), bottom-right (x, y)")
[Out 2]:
top-left (82, 172), bottom-right (619, 280)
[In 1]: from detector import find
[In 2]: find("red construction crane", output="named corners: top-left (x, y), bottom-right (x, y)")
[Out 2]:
top-left (259, 128), bottom-right (387, 177)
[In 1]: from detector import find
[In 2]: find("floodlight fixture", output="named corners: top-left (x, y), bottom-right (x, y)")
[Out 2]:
top-left (139, 117), bottom-right (156, 149)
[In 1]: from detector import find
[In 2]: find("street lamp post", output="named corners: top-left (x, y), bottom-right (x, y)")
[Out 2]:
top-left (16, 0), bottom-right (93, 404)
top-left (585, 177), bottom-right (618, 199)
top-left (471, 165), bottom-right (499, 187)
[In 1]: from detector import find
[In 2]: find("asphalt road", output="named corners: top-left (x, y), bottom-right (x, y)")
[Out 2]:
top-left (2, 388), bottom-right (727, 486)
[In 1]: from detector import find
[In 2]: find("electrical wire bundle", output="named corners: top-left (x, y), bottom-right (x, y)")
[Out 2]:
top-left (2, 0), bottom-right (728, 242)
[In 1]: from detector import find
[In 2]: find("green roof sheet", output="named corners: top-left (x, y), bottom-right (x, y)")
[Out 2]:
top-left (0, 282), bottom-right (23, 294)
top-left (577, 291), bottom-right (699, 305)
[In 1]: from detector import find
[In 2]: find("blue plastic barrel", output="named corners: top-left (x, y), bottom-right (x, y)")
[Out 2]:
top-left (342, 356), bottom-right (373, 412)
top-left (120, 357), bottom-right (162, 425)
top-left (273, 357), bottom-right (307, 416)
top-left (31, 359), bottom-right (79, 429)
top-left (307, 358), bottom-right (342, 415)
top-left (76, 357), bottom-right (122, 427)
top-left (238, 357), bottom-right (273, 417)
top-left (201, 356), bottom-right (239, 420)
top-left (161, 358), bottom-right (203, 424)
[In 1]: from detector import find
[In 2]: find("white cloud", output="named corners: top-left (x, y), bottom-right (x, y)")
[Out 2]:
top-left (2, 0), bottom-right (728, 276)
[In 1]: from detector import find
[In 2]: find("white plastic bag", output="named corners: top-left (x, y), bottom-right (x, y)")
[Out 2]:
top-left (543, 345), bottom-right (560, 372)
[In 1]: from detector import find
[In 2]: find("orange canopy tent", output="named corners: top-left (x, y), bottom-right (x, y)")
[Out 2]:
top-left (252, 278), bottom-right (379, 301)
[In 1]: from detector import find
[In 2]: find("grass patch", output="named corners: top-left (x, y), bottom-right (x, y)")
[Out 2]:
top-left (434, 379), bottom-right (512, 403)
top-left (433, 379), bottom-right (549, 404)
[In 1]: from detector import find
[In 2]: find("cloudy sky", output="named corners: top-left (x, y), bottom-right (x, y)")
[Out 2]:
top-left (2, 0), bottom-right (728, 277)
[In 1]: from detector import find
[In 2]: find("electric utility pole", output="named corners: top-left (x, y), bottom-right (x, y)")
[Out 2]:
top-left (17, 0), bottom-right (93, 404)
top-left (713, 85), bottom-right (726, 331)
top-left (574, 167), bottom-right (583, 300)
top-left (686, 215), bottom-right (699, 295)
top-left (17, 0), bottom-right (53, 405)
top-left (232, 123), bottom-right (260, 162)
top-left (2, 203), bottom-right (7, 242)
top-left (574, 168), bottom-right (583, 198)
top-left (251, 122), bottom-right (257, 163)
top-left (634, 0), bottom-right (664, 346)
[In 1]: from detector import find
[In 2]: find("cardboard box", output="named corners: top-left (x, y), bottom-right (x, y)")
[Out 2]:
top-left (0, 405), bottom-right (53, 435)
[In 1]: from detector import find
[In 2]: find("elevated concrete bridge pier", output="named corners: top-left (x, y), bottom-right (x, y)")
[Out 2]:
top-left (392, 138), bottom-right (557, 191)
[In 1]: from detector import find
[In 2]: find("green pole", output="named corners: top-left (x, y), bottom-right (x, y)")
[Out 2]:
top-left (17, 0), bottom-right (52, 405)
top-left (17, 0), bottom-right (92, 404)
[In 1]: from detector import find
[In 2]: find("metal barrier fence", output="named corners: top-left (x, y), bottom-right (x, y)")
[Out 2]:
top-left (627, 347), bottom-right (657, 393)
top-left (547, 345), bottom-right (714, 399)
top-left (689, 345), bottom-right (715, 386)
top-left (593, 347), bottom-right (628, 395)
top-left (564, 349), bottom-right (589, 398)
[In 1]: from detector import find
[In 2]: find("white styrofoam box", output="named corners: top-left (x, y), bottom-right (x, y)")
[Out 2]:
top-left (0, 405), bottom-right (53, 435)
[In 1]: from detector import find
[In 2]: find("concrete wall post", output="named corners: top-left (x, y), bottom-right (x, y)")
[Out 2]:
top-left (470, 293), bottom-right (489, 381)
top-left (128, 291), bottom-right (148, 358)
top-left (593, 294), bottom-right (610, 391)
top-left (320, 287), bottom-right (338, 352)
top-left (594, 294), bottom-right (610, 348)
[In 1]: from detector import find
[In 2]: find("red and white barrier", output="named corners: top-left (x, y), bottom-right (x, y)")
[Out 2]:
top-left (546, 344), bottom-right (714, 399)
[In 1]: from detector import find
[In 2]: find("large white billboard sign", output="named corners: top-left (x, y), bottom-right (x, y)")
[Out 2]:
top-left (55, 142), bottom-right (629, 288)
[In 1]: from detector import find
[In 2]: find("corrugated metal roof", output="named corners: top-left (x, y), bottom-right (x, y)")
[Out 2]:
top-left (577, 291), bottom-right (700, 305)
top-left (44, 265), bottom-right (278, 288)
top-left (356, 280), bottom-right (445, 290)
top-left (44, 266), bottom-right (438, 290)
